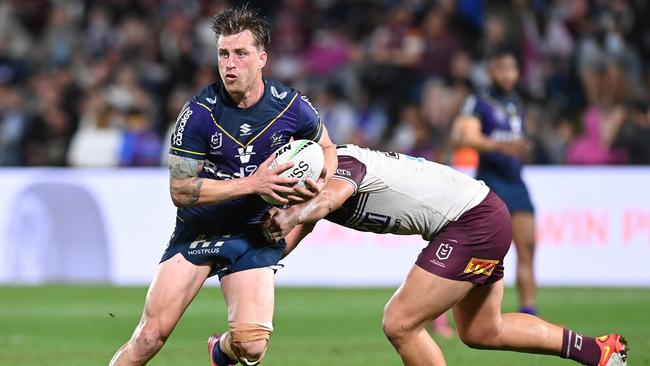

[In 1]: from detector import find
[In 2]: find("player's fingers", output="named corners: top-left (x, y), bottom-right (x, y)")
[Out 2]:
top-left (276, 176), bottom-right (300, 186)
top-left (259, 153), bottom-right (276, 170)
top-left (285, 195), bottom-right (308, 205)
top-left (267, 207), bottom-right (280, 217)
top-left (267, 191), bottom-right (289, 205)
top-left (262, 226), bottom-right (275, 243)
top-left (303, 178), bottom-right (320, 193)
top-left (271, 184), bottom-right (295, 194)
top-left (293, 185), bottom-right (317, 198)
top-left (271, 161), bottom-right (294, 174)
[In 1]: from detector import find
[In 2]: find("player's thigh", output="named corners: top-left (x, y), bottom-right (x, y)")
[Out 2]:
top-left (452, 279), bottom-right (504, 342)
top-left (511, 211), bottom-right (535, 251)
top-left (141, 253), bottom-right (211, 335)
top-left (385, 265), bottom-right (473, 331)
top-left (220, 267), bottom-right (276, 323)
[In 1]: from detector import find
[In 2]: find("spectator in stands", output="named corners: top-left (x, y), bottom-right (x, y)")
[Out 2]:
top-left (609, 100), bottom-right (650, 164)
top-left (0, 0), bottom-right (649, 167)
top-left (416, 8), bottom-right (461, 79)
top-left (566, 60), bottom-right (628, 164)
top-left (67, 91), bottom-right (121, 167)
top-left (315, 83), bottom-right (357, 145)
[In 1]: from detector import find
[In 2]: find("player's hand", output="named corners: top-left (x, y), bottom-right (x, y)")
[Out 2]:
top-left (248, 154), bottom-right (299, 205)
top-left (262, 207), bottom-right (299, 243)
top-left (497, 139), bottom-right (530, 158)
top-left (285, 166), bottom-right (328, 205)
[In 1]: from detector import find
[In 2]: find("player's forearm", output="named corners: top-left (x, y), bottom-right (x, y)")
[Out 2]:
top-left (460, 135), bottom-right (500, 153)
top-left (170, 176), bottom-right (254, 207)
top-left (169, 154), bottom-right (256, 208)
top-left (295, 190), bottom-right (335, 224)
top-left (452, 116), bottom-right (499, 153)
top-left (322, 145), bottom-right (337, 181)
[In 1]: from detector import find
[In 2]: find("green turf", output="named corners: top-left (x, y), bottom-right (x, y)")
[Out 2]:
top-left (0, 286), bottom-right (647, 365)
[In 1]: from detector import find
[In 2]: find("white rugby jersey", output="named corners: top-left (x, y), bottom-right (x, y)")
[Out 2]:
top-left (326, 144), bottom-right (490, 240)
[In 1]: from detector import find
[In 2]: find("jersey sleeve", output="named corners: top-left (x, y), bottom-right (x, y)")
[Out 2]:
top-left (294, 94), bottom-right (324, 142)
top-left (169, 101), bottom-right (211, 159)
top-left (332, 155), bottom-right (367, 195)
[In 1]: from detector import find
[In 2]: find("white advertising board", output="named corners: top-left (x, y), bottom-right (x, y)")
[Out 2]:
top-left (0, 167), bottom-right (648, 286)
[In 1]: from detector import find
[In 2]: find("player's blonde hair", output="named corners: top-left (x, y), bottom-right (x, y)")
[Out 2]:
top-left (211, 5), bottom-right (271, 50)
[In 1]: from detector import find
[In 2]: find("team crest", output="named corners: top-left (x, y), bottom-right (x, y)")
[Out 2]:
top-left (270, 132), bottom-right (286, 148)
top-left (210, 132), bottom-right (222, 151)
top-left (435, 243), bottom-right (453, 261)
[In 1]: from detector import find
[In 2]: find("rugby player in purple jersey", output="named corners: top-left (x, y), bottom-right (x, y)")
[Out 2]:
top-left (109, 6), bottom-right (337, 366)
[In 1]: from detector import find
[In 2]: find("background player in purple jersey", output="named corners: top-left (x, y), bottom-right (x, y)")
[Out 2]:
top-left (109, 6), bottom-right (337, 366)
top-left (451, 46), bottom-right (538, 315)
top-left (263, 144), bottom-right (627, 366)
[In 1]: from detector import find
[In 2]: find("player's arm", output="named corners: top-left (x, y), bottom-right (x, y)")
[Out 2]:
top-left (317, 126), bottom-right (337, 182)
top-left (451, 115), bottom-right (528, 158)
top-left (263, 179), bottom-right (354, 241)
top-left (169, 153), bottom-right (298, 207)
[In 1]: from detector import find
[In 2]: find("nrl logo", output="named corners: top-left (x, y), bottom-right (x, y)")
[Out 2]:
top-left (435, 243), bottom-right (453, 261)
top-left (271, 85), bottom-right (287, 100)
top-left (210, 132), bottom-right (222, 151)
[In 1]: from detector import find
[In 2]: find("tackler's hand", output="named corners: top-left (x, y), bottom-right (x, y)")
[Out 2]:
top-left (285, 166), bottom-right (327, 205)
top-left (262, 207), bottom-right (299, 243)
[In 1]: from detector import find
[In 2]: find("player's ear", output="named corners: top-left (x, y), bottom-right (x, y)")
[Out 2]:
top-left (258, 50), bottom-right (267, 69)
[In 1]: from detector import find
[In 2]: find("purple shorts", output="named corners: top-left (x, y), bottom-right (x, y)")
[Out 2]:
top-left (415, 191), bottom-right (512, 286)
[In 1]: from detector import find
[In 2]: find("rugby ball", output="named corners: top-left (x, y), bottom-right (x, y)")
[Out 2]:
top-left (261, 139), bottom-right (324, 204)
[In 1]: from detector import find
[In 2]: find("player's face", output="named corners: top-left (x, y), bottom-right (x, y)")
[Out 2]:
top-left (489, 55), bottom-right (519, 93)
top-left (217, 30), bottom-right (267, 96)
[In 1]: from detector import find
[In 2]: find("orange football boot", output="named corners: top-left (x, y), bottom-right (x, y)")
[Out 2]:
top-left (597, 334), bottom-right (628, 366)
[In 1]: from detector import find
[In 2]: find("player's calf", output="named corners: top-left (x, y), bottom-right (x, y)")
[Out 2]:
top-left (455, 316), bottom-right (503, 350)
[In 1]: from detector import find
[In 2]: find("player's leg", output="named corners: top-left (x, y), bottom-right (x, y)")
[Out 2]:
top-left (382, 265), bottom-right (474, 366)
top-left (210, 267), bottom-right (276, 365)
top-left (453, 279), bottom-right (627, 365)
top-left (511, 211), bottom-right (537, 314)
top-left (110, 253), bottom-right (211, 365)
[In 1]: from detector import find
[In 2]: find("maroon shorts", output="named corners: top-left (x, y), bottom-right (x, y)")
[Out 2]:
top-left (415, 191), bottom-right (512, 286)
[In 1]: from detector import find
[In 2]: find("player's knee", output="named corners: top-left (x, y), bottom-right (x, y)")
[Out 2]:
top-left (232, 339), bottom-right (268, 365)
top-left (382, 306), bottom-right (413, 344)
top-left (229, 323), bottom-right (272, 365)
top-left (131, 320), bottom-right (168, 359)
top-left (457, 320), bottom-right (502, 349)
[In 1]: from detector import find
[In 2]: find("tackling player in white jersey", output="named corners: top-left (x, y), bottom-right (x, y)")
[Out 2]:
top-left (264, 144), bottom-right (628, 366)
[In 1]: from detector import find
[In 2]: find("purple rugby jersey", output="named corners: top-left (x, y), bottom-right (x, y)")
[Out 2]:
top-left (169, 77), bottom-right (323, 228)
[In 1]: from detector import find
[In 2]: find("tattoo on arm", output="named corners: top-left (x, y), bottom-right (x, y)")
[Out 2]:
top-left (168, 155), bottom-right (205, 207)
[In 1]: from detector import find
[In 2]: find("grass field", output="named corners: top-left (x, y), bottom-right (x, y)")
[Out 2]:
top-left (0, 286), bottom-right (648, 365)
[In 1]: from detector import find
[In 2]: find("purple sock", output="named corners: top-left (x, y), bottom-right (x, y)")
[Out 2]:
top-left (212, 338), bottom-right (237, 365)
top-left (519, 306), bottom-right (537, 315)
top-left (560, 328), bottom-right (601, 365)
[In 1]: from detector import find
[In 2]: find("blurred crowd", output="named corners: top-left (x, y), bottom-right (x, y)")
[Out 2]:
top-left (1, 0), bottom-right (650, 167)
